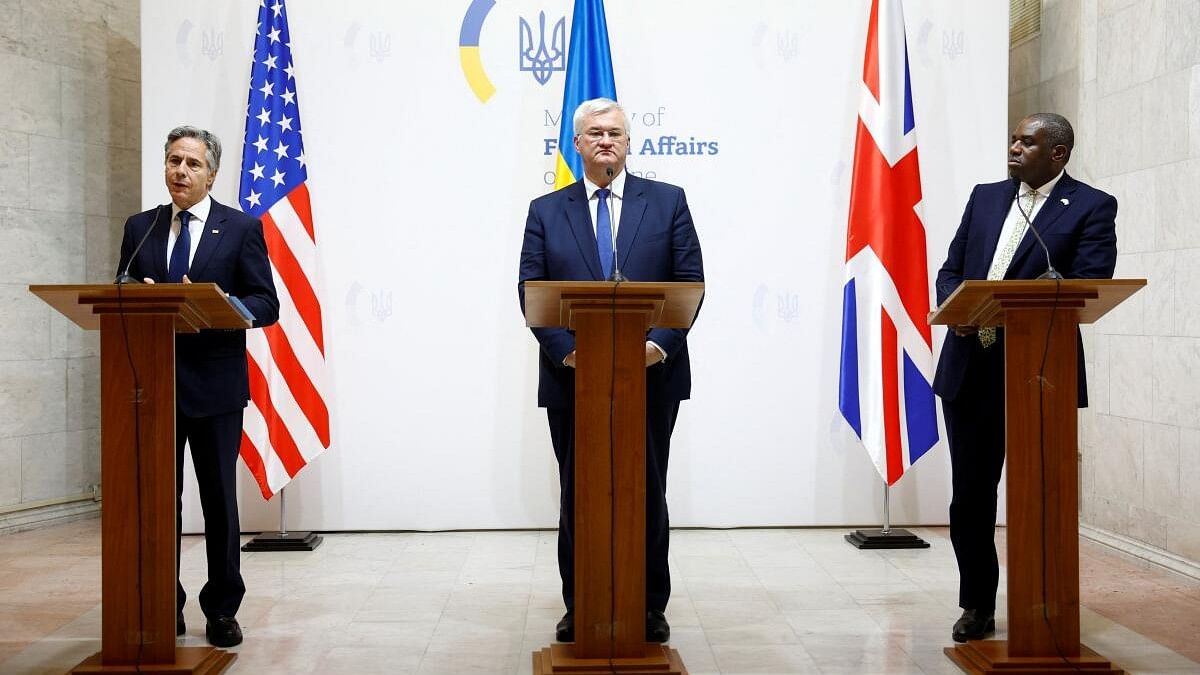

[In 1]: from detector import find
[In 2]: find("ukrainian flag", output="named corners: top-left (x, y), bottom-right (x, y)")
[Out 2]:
top-left (554, 0), bottom-right (617, 189)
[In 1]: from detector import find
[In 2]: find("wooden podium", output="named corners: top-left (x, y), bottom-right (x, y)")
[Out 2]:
top-left (929, 279), bottom-right (1145, 675)
top-left (30, 283), bottom-right (251, 675)
top-left (523, 281), bottom-right (703, 675)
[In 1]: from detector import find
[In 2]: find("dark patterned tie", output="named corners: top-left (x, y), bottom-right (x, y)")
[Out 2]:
top-left (596, 188), bottom-right (613, 279)
top-left (167, 210), bottom-right (192, 282)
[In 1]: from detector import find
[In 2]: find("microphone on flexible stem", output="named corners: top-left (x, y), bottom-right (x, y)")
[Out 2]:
top-left (1016, 196), bottom-right (1063, 280)
top-left (114, 204), bottom-right (168, 284)
top-left (605, 167), bottom-right (627, 283)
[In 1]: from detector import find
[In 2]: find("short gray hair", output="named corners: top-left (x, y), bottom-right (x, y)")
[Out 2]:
top-left (572, 98), bottom-right (628, 136)
top-left (1025, 113), bottom-right (1074, 159)
top-left (164, 126), bottom-right (222, 172)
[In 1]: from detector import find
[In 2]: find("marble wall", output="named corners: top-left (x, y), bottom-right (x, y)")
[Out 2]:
top-left (1010, 0), bottom-right (1200, 567)
top-left (0, 0), bottom-right (138, 522)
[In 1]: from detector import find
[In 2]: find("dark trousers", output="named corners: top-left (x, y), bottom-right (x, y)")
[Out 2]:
top-left (548, 398), bottom-right (679, 614)
top-left (176, 408), bottom-right (246, 620)
top-left (943, 341), bottom-right (1006, 614)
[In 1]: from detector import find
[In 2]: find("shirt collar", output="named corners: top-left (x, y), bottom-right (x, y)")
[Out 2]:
top-left (172, 194), bottom-right (212, 224)
top-left (583, 169), bottom-right (626, 200)
top-left (1021, 169), bottom-right (1064, 199)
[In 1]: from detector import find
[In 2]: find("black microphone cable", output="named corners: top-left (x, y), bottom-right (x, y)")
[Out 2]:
top-left (1032, 275), bottom-right (1083, 672)
top-left (115, 279), bottom-right (147, 674)
top-left (602, 166), bottom-right (620, 674)
top-left (605, 274), bottom-right (619, 675)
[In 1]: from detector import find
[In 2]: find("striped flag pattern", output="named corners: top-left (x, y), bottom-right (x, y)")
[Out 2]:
top-left (553, 0), bottom-right (617, 188)
top-left (838, 0), bottom-right (939, 486)
top-left (237, 0), bottom-right (330, 499)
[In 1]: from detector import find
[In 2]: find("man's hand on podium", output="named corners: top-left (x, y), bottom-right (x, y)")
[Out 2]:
top-left (562, 343), bottom-right (663, 368)
top-left (141, 274), bottom-right (193, 284)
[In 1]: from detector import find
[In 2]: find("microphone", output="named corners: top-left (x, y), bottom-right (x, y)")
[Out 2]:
top-left (1015, 193), bottom-right (1063, 280)
top-left (115, 204), bottom-right (167, 284)
top-left (605, 167), bottom-right (627, 283)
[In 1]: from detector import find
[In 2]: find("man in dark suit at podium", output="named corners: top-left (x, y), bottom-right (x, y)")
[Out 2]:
top-left (933, 113), bottom-right (1117, 643)
top-left (518, 98), bottom-right (704, 644)
top-left (116, 126), bottom-right (278, 648)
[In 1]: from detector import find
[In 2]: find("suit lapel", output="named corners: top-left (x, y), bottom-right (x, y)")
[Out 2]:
top-left (189, 199), bottom-right (229, 278)
top-left (981, 179), bottom-right (1020, 272)
top-left (1010, 173), bottom-right (1077, 270)
top-left (616, 174), bottom-right (646, 273)
top-left (564, 182), bottom-right (603, 280)
top-left (147, 207), bottom-right (172, 281)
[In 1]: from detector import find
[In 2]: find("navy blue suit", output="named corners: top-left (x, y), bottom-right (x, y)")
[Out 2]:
top-left (933, 172), bottom-right (1116, 612)
top-left (118, 197), bottom-right (278, 620)
top-left (518, 173), bottom-right (703, 613)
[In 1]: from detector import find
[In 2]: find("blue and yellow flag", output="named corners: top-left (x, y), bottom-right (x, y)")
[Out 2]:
top-left (553, 0), bottom-right (617, 189)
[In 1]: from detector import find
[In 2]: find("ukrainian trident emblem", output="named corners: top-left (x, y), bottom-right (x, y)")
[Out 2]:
top-left (518, 11), bottom-right (566, 85)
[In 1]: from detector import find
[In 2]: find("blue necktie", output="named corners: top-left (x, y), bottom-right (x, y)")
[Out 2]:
top-left (167, 210), bottom-right (192, 282)
top-left (596, 188), bottom-right (613, 279)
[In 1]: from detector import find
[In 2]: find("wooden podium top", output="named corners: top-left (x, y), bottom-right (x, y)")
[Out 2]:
top-left (30, 283), bottom-right (253, 333)
top-left (928, 278), bottom-right (1146, 328)
top-left (523, 280), bottom-right (704, 330)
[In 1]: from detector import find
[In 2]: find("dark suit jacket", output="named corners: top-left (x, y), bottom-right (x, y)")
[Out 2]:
top-left (518, 173), bottom-right (704, 409)
top-left (117, 197), bottom-right (280, 418)
top-left (933, 172), bottom-right (1117, 406)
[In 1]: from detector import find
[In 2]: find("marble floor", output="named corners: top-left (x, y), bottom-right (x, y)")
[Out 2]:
top-left (1, 519), bottom-right (1197, 674)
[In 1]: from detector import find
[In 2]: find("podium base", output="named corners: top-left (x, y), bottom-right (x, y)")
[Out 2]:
top-left (945, 641), bottom-right (1123, 674)
top-left (844, 528), bottom-right (930, 549)
top-left (533, 643), bottom-right (687, 674)
top-left (70, 646), bottom-right (235, 674)
top-left (240, 531), bottom-right (323, 552)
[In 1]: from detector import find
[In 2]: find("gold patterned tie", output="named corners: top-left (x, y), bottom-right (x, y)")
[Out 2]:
top-left (979, 189), bottom-right (1039, 348)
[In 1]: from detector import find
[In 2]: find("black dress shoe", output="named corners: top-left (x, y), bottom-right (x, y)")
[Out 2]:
top-left (176, 612), bottom-right (185, 636)
top-left (555, 610), bottom-right (574, 642)
top-left (205, 616), bottom-right (243, 648)
top-left (646, 610), bottom-right (670, 643)
top-left (952, 609), bottom-right (995, 643)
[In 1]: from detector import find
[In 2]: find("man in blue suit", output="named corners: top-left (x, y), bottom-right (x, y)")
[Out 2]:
top-left (519, 98), bottom-right (704, 644)
top-left (117, 126), bottom-right (279, 648)
top-left (933, 113), bottom-right (1117, 643)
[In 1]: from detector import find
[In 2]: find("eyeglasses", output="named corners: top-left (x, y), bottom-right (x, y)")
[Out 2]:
top-left (581, 128), bottom-right (626, 143)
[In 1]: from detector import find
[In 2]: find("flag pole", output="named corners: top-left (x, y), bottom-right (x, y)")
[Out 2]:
top-left (844, 477), bottom-right (930, 549)
top-left (241, 485), bottom-right (323, 552)
top-left (882, 481), bottom-right (891, 535)
top-left (278, 482), bottom-right (288, 535)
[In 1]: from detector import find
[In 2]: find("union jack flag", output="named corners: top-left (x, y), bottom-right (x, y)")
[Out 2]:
top-left (838, 0), bottom-right (938, 486)
top-left (237, 0), bottom-right (330, 499)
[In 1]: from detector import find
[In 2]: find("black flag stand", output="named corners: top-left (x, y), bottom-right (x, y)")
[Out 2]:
top-left (845, 481), bottom-right (930, 549)
top-left (242, 486), bottom-right (323, 552)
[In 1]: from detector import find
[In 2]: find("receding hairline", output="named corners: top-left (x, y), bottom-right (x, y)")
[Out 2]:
top-left (1019, 112), bottom-right (1074, 155)
top-left (572, 98), bottom-right (629, 136)
top-left (164, 125), bottom-right (222, 172)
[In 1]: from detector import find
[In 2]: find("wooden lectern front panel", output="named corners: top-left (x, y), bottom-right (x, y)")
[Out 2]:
top-left (1003, 309), bottom-right (1081, 657)
top-left (99, 314), bottom-right (178, 664)
top-left (572, 307), bottom-right (649, 660)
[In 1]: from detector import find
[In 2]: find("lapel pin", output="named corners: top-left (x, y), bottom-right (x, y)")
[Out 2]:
top-left (1060, 198), bottom-right (1069, 206)
top-left (211, 229), bottom-right (219, 234)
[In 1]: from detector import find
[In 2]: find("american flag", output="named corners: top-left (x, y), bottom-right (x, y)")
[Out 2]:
top-left (838, 0), bottom-right (938, 486)
top-left (237, 0), bottom-right (330, 499)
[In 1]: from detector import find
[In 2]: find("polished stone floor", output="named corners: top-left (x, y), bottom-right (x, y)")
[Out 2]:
top-left (1, 519), bottom-right (1197, 674)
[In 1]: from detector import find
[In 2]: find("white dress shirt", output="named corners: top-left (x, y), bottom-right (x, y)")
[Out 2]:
top-left (987, 170), bottom-right (1063, 275)
top-left (582, 168), bottom-right (625, 246)
top-left (166, 194), bottom-right (212, 269)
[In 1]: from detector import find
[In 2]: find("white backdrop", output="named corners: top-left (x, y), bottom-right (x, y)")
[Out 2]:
top-left (140, 1), bottom-right (1009, 532)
